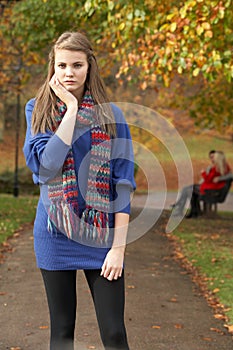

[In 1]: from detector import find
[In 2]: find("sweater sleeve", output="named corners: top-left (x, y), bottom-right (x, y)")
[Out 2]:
top-left (110, 104), bottom-right (136, 214)
top-left (23, 98), bottom-right (70, 184)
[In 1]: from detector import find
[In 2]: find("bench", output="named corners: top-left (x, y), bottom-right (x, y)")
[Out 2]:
top-left (199, 179), bottom-right (232, 216)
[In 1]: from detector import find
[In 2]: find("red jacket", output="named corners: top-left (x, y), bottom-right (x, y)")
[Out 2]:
top-left (200, 165), bottom-right (231, 194)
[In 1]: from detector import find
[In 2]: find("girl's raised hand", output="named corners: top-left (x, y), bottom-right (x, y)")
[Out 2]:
top-left (49, 74), bottom-right (78, 109)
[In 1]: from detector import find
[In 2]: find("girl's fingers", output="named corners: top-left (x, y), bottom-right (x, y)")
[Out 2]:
top-left (102, 266), bottom-right (122, 281)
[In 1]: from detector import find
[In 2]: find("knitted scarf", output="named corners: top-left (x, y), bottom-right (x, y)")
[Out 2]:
top-left (47, 91), bottom-right (111, 244)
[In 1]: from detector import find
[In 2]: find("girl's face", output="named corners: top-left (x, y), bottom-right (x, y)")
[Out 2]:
top-left (54, 49), bottom-right (89, 100)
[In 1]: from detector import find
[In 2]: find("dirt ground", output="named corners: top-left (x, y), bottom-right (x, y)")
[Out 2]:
top-left (0, 208), bottom-right (233, 350)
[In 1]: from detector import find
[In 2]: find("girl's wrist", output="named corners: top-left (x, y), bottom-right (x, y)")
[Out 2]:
top-left (66, 103), bottom-right (78, 113)
top-left (111, 245), bottom-right (126, 252)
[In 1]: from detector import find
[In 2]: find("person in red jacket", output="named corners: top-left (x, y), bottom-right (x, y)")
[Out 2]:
top-left (171, 150), bottom-right (216, 216)
top-left (187, 151), bottom-right (232, 218)
top-left (200, 151), bottom-right (231, 194)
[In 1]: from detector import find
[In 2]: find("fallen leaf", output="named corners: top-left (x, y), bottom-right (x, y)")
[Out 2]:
top-left (202, 337), bottom-right (212, 341)
top-left (39, 325), bottom-right (49, 329)
top-left (214, 314), bottom-right (226, 320)
top-left (152, 325), bottom-right (161, 329)
top-left (13, 233), bottom-right (20, 238)
top-left (210, 234), bottom-right (220, 240)
top-left (174, 324), bottom-right (183, 329)
top-left (127, 285), bottom-right (135, 289)
top-left (170, 298), bottom-right (177, 302)
top-left (176, 252), bottom-right (185, 260)
top-left (213, 288), bottom-right (220, 293)
top-left (88, 346), bottom-right (96, 349)
top-left (10, 348), bottom-right (21, 350)
top-left (210, 327), bottom-right (224, 335)
top-left (224, 324), bottom-right (233, 333)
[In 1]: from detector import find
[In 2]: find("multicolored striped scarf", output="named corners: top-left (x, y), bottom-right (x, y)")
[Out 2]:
top-left (47, 91), bottom-right (111, 244)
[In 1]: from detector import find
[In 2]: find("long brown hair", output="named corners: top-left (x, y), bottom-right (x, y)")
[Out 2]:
top-left (31, 31), bottom-right (116, 136)
top-left (214, 151), bottom-right (228, 175)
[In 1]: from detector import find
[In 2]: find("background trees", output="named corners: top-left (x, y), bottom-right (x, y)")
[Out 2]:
top-left (0, 0), bottom-right (232, 137)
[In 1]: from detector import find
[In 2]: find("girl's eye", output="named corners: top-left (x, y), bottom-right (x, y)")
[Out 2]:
top-left (74, 63), bottom-right (82, 68)
top-left (58, 63), bottom-right (66, 68)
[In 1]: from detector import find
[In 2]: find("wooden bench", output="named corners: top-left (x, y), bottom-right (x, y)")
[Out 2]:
top-left (199, 179), bottom-right (232, 216)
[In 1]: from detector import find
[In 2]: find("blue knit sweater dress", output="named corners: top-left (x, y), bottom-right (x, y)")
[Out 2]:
top-left (23, 99), bottom-right (136, 271)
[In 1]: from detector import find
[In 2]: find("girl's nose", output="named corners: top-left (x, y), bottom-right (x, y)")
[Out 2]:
top-left (65, 67), bottom-right (74, 76)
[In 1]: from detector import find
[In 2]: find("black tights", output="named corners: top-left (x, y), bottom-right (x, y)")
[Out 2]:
top-left (40, 269), bottom-right (130, 350)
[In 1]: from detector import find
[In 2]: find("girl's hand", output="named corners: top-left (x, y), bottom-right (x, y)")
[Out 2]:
top-left (49, 74), bottom-right (78, 109)
top-left (101, 247), bottom-right (125, 281)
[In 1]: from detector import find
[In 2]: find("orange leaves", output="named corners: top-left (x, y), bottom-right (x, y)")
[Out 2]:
top-left (39, 325), bottom-right (49, 329)
top-left (152, 323), bottom-right (184, 330)
top-left (152, 325), bottom-right (161, 329)
top-left (224, 324), bottom-right (233, 334)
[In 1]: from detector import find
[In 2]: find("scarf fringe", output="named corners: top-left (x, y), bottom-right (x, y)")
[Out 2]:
top-left (80, 207), bottom-right (109, 244)
top-left (47, 202), bottom-right (79, 240)
top-left (47, 203), bottom-right (109, 244)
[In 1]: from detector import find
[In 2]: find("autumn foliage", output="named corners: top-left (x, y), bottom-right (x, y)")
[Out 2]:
top-left (0, 0), bottom-right (232, 136)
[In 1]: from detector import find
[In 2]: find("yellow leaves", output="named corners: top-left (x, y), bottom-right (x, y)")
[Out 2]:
top-left (166, 12), bottom-right (176, 21)
top-left (170, 22), bottom-right (177, 32)
top-left (187, 0), bottom-right (197, 6)
top-left (159, 23), bottom-right (170, 31)
top-left (212, 50), bottom-right (221, 61)
top-left (204, 30), bottom-right (213, 39)
top-left (202, 22), bottom-right (211, 30)
top-left (179, 6), bottom-right (186, 18)
top-left (196, 25), bottom-right (204, 36)
top-left (193, 67), bottom-right (200, 77)
top-left (178, 66), bottom-right (183, 74)
top-left (118, 22), bottom-right (125, 31)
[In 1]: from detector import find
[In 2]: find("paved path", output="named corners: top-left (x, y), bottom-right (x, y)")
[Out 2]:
top-left (131, 191), bottom-right (233, 212)
top-left (0, 208), bottom-right (233, 350)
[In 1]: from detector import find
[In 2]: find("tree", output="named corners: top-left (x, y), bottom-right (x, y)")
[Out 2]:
top-left (1, 0), bottom-right (232, 136)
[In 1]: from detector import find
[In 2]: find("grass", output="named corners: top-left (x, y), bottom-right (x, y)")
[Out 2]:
top-left (0, 194), bottom-right (38, 245)
top-left (182, 134), bottom-right (233, 162)
top-left (172, 212), bottom-right (233, 325)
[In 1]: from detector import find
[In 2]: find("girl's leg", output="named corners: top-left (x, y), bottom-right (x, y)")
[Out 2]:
top-left (40, 269), bottom-right (77, 350)
top-left (84, 269), bottom-right (130, 350)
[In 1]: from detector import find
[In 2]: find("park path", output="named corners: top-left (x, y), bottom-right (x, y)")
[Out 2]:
top-left (0, 207), bottom-right (233, 350)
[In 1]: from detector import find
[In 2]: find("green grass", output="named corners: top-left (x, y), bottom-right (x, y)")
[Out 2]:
top-left (172, 212), bottom-right (233, 324)
top-left (0, 194), bottom-right (38, 244)
top-left (182, 134), bottom-right (233, 162)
